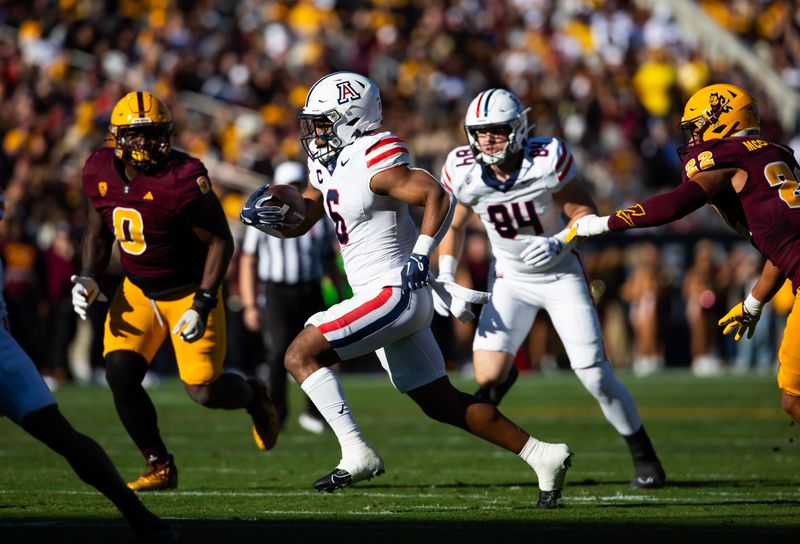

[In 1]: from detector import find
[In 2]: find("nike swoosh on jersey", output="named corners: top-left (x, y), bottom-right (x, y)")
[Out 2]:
top-left (340, 158), bottom-right (350, 167)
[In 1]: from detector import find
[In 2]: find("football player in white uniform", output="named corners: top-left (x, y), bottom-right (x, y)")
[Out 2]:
top-left (437, 89), bottom-right (665, 489)
top-left (241, 72), bottom-right (573, 508)
top-left (0, 191), bottom-right (175, 542)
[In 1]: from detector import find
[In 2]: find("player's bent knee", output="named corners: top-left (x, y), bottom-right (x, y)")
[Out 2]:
top-left (573, 361), bottom-right (613, 399)
top-left (105, 351), bottom-right (149, 393)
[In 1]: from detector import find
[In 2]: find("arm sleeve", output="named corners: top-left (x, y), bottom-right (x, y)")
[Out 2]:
top-left (607, 181), bottom-right (709, 231)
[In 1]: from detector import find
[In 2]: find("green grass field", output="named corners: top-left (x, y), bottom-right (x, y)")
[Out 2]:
top-left (2, 370), bottom-right (799, 543)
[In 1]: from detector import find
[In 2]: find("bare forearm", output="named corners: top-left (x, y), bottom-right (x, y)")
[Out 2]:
top-left (751, 259), bottom-right (785, 303)
top-left (238, 253), bottom-right (258, 308)
top-left (80, 233), bottom-right (113, 276)
top-left (419, 188), bottom-right (455, 249)
top-left (199, 236), bottom-right (233, 292)
top-left (439, 226), bottom-right (465, 263)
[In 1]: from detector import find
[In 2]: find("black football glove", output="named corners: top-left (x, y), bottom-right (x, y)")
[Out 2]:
top-left (401, 253), bottom-right (430, 291)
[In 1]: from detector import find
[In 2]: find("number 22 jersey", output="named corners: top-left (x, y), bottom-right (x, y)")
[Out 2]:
top-left (682, 136), bottom-right (800, 291)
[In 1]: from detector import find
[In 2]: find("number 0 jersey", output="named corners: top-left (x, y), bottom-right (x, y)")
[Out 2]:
top-left (307, 131), bottom-right (416, 292)
top-left (442, 137), bottom-right (578, 279)
top-left (681, 137), bottom-right (800, 290)
top-left (82, 147), bottom-right (213, 297)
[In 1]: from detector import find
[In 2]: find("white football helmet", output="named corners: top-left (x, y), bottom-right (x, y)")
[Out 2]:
top-left (464, 89), bottom-right (530, 165)
top-left (300, 72), bottom-right (383, 165)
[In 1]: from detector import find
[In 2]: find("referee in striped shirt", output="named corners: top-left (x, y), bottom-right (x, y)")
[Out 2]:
top-left (239, 161), bottom-right (344, 434)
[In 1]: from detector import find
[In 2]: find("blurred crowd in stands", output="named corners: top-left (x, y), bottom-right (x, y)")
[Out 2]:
top-left (0, 0), bottom-right (799, 386)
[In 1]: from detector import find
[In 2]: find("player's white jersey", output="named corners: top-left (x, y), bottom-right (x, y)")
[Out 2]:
top-left (442, 137), bottom-right (579, 279)
top-left (308, 131), bottom-right (417, 292)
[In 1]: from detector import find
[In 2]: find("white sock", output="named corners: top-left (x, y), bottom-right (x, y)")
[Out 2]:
top-left (300, 367), bottom-right (369, 458)
top-left (518, 436), bottom-right (546, 468)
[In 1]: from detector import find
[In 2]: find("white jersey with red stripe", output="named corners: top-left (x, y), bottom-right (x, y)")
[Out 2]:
top-left (441, 136), bottom-right (580, 280)
top-left (308, 131), bottom-right (416, 292)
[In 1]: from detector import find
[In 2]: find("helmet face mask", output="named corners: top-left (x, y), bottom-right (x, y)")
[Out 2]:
top-left (109, 91), bottom-right (174, 171)
top-left (464, 89), bottom-right (530, 166)
top-left (677, 84), bottom-right (760, 157)
top-left (300, 72), bottom-right (382, 165)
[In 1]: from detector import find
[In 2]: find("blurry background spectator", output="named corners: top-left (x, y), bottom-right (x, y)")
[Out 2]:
top-left (0, 0), bottom-right (797, 380)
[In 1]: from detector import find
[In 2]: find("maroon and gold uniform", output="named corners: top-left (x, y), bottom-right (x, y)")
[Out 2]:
top-left (82, 147), bottom-right (225, 384)
top-left (683, 137), bottom-right (800, 395)
top-left (607, 135), bottom-right (800, 395)
top-left (681, 137), bottom-right (800, 291)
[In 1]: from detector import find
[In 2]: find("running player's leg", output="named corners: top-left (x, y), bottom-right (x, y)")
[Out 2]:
top-left (546, 272), bottom-right (664, 488)
top-left (0, 327), bottom-right (174, 541)
top-left (166, 287), bottom-right (279, 451)
top-left (383, 326), bottom-right (572, 509)
top-left (472, 276), bottom-right (536, 405)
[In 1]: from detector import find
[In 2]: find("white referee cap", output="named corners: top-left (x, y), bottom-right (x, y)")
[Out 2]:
top-left (273, 161), bottom-right (306, 185)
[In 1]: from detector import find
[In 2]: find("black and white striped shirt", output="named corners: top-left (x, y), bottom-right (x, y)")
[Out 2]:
top-left (241, 220), bottom-right (334, 284)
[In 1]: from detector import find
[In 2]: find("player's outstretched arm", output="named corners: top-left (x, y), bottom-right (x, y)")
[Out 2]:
top-left (520, 178), bottom-right (599, 268)
top-left (567, 170), bottom-right (734, 242)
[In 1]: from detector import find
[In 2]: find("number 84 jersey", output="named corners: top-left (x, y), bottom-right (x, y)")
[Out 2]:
top-left (442, 137), bottom-right (579, 279)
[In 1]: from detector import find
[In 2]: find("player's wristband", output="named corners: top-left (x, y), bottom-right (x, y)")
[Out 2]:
top-left (412, 235), bottom-right (436, 258)
top-left (743, 294), bottom-right (763, 316)
top-left (192, 288), bottom-right (218, 319)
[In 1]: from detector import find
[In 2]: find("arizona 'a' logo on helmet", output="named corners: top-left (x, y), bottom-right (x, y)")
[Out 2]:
top-left (678, 84), bottom-right (759, 156)
top-left (299, 72), bottom-right (382, 165)
top-left (109, 91), bottom-right (175, 171)
top-left (337, 81), bottom-right (362, 104)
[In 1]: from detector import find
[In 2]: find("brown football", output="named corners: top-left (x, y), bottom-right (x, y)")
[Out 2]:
top-left (268, 184), bottom-right (306, 227)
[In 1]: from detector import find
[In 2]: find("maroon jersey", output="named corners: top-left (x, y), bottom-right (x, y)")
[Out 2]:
top-left (682, 136), bottom-right (800, 290)
top-left (82, 147), bottom-right (215, 297)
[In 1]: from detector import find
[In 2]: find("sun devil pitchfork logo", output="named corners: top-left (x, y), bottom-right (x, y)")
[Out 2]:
top-left (336, 81), bottom-right (361, 104)
top-left (706, 91), bottom-right (733, 125)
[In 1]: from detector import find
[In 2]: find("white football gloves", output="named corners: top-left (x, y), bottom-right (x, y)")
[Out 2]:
top-left (519, 236), bottom-right (565, 269)
top-left (565, 214), bottom-right (611, 243)
top-left (70, 275), bottom-right (108, 320)
top-left (432, 271), bottom-right (454, 317)
top-left (172, 308), bottom-right (205, 343)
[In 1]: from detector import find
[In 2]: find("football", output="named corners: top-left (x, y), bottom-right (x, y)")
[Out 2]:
top-left (268, 184), bottom-right (306, 227)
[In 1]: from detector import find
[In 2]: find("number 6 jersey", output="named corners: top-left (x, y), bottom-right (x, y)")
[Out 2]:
top-left (307, 131), bottom-right (416, 293)
top-left (442, 137), bottom-right (578, 280)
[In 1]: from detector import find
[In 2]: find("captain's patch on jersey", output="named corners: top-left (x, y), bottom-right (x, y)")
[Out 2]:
top-left (196, 175), bottom-right (211, 194)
